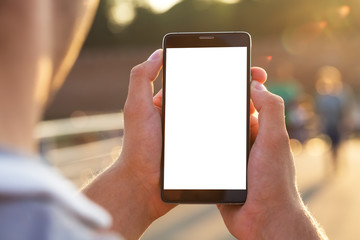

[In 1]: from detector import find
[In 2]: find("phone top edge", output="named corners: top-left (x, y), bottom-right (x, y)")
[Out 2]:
top-left (163, 31), bottom-right (250, 41)
top-left (163, 31), bottom-right (251, 50)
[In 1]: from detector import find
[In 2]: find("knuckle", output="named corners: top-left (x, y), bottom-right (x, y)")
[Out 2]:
top-left (270, 94), bottom-right (285, 107)
top-left (130, 64), bottom-right (146, 78)
top-left (267, 94), bottom-right (285, 113)
top-left (275, 95), bottom-right (285, 105)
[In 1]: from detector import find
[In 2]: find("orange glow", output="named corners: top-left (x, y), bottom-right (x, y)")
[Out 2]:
top-left (267, 56), bottom-right (273, 61)
top-left (338, 5), bottom-right (350, 18)
top-left (318, 21), bottom-right (327, 29)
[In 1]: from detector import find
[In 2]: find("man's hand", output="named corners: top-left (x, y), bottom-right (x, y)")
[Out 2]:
top-left (85, 51), bottom-right (327, 240)
top-left (84, 49), bottom-right (175, 240)
top-left (218, 68), bottom-right (328, 240)
top-left (121, 49), bottom-right (174, 220)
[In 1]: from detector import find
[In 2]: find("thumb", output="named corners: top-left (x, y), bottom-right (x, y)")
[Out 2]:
top-left (126, 49), bottom-right (163, 109)
top-left (250, 81), bottom-right (287, 138)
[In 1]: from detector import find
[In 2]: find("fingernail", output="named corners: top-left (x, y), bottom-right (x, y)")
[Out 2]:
top-left (251, 80), bottom-right (266, 91)
top-left (148, 49), bottom-right (162, 61)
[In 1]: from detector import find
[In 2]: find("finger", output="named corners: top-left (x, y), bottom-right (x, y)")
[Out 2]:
top-left (126, 49), bottom-right (163, 108)
top-left (250, 100), bottom-right (255, 114)
top-left (250, 114), bottom-right (259, 144)
top-left (250, 67), bottom-right (267, 115)
top-left (153, 89), bottom-right (163, 112)
top-left (250, 81), bottom-right (288, 140)
top-left (251, 67), bottom-right (267, 84)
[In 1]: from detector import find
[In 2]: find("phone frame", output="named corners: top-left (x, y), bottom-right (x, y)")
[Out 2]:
top-left (161, 32), bottom-right (251, 203)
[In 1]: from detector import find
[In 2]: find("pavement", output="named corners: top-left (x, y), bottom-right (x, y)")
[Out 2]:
top-left (303, 139), bottom-right (360, 240)
top-left (47, 137), bottom-right (360, 240)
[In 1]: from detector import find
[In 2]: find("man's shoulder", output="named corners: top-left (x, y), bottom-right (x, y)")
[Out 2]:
top-left (0, 152), bottom-right (122, 240)
top-left (0, 196), bottom-right (119, 240)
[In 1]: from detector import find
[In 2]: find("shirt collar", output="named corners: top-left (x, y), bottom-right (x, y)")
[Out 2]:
top-left (0, 153), bottom-right (112, 229)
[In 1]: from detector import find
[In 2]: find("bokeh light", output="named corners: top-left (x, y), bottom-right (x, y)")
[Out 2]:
top-left (144, 0), bottom-right (182, 13)
top-left (315, 66), bottom-right (343, 96)
top-left (305, 135), bottom-right (332, 157)
top-left (107, 0), bottom-right (136, 29)
top-left (338, 5), bottom-right (350, 18)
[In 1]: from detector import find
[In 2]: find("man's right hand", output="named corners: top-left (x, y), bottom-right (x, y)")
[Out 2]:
top-left (218, 68), bottom-right (328, 240)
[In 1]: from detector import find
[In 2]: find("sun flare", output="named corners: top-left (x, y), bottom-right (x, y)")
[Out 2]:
top-left (144, 0), bottom-right (182, 13)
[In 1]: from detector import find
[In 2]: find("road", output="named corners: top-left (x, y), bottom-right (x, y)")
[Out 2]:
top-left (48, 137), bottom-right (360, 239)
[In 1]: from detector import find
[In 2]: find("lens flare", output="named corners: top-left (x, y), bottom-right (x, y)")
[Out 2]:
top-left (319, 21), bottom-right (327, 29)
top-left (254, 55), bottom-right (273, 69)
top-left (338, 5), bottom-right (350, 18)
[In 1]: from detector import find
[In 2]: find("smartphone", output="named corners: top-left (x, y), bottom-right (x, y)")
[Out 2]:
top-left (161, 32), bottom-right (251, 203)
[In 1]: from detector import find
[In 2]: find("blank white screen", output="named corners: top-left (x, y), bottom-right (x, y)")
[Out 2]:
top-left (164, 47), bottom-right (247, 190)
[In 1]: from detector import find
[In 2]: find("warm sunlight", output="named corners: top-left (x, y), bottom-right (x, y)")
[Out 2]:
top-left (338, 5), bottom-right (350, 18)
top-left (143, 0), bottom-right (241, 13)
top-left (108, 0), bottom-right (243, 28)
top-left (217, 0), bottom-right (241, 4)
top-left (108, 0), bottom-right (135, 27)
top-left (305, 136), bottom-right (331, 157)
top-left (143, 0), bottom-right (182, 13)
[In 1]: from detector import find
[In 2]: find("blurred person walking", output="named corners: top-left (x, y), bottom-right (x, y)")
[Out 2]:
top-left (315, 66), bottom-right (354, 172)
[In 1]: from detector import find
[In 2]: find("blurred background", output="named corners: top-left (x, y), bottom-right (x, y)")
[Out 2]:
top-left (39, 0), bottom-right (360, 239)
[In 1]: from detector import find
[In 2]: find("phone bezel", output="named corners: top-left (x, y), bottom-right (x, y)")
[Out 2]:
top-left (161, 32), bottom-right (251, 204)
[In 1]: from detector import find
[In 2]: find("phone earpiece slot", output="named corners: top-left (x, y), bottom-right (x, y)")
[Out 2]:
top-left (199, 36), bottom-right (215, 40)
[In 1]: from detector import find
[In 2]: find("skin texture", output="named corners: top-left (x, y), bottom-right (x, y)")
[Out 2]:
top-left (84, 50), bottom-right (175, 239)
top-left (85, 50), bottom-right (328, 240)
top-left (0, 0), bottom-right (99, 154)
top-left (218, 81), bottom-right (328, 240)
